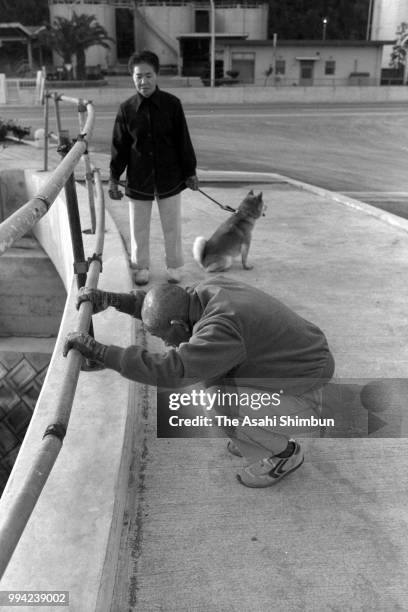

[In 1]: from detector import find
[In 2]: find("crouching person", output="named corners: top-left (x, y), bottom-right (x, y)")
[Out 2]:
top-left (63, 276), bottom-right (335, 488)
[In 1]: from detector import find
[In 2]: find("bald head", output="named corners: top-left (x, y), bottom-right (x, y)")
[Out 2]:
top-left (141, 284), bottom-right (189, 335)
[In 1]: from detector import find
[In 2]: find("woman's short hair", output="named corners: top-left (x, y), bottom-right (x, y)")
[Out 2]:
top-left (128, 50), bottom-right (160, 75)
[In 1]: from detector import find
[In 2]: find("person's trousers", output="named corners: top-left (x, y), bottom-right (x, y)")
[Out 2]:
top-left (128, 194), bottom-right (184, 269)
top-left (215, 385), bottom-right (325, 463)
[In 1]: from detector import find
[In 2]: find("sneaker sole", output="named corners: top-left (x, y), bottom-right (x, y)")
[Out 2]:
top-left (236, 456), bottom-right (304, 488)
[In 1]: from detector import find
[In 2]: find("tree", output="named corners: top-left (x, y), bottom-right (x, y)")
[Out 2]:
top-left (39, 11), bottom-right (113, 79)
top-left (39, 17), bottom-right (77, 68)
top-left (389, 22), bottom-right (408, 84)
top-left (70, 13), bottom-right (113, 79)
top-left (390, 23), bottom-right (408, 70)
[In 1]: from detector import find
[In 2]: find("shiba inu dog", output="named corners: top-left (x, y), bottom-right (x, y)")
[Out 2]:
top-left (193, 190), bottom-right (266, 272)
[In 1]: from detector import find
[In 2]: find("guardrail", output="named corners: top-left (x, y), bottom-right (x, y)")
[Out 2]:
top-left (0, 92), bottom-right (105, 579)
top-left (1, 72), bottom-right (45, 105)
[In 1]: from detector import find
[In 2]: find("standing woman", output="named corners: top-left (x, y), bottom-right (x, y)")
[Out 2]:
top-left (109, 50), bottom-right (199, 285)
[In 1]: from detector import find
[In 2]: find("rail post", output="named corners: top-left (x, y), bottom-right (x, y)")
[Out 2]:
top-left (78, 99), bottom-right (96, 233)
top-left (43, 91), bottom-right (50, 172)
top-left (53, 92), bottom-right (63, 143)
top-left (57, 131), bottom-right (88, 289)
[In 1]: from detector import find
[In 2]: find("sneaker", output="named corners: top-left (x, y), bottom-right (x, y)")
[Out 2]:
top-left (167, 267), bottom-right (182, 283)
top-left (227, 440), bottom-right (243, 457)
top-left (236, 440), bottom-right (304, 488)
top-left (134, 268), bottom-right (149, 286)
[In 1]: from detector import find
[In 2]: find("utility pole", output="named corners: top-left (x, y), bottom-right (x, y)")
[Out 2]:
top-left (366, 0), bottom-right (374, 40)
top-left (209, 0), bottom-right (215, 87)
top-left (273, 32), bottom-right (277, 78)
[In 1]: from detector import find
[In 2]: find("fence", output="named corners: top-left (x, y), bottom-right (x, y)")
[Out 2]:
top-left (0, 92), bottom-right (105, 579)
top-left (0, 71), bottom-right (45, 105)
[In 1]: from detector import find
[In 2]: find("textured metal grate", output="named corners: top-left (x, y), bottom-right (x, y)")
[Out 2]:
top-left (0, 352), bottom-right (51, 494)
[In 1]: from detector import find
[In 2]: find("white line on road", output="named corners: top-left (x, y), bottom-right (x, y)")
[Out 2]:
top-left (342, 192), bottom-right (408, 196)
top-left (183, 111), bottom-right (408, 119)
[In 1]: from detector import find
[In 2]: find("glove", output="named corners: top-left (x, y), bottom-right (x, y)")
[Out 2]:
top-left (77, 287), bottom-right (118, 314)
top-left (108, 178), bottom-right (123, 200)
top-left (185, 175), bottom-right (199, 191)
top-left (63, 332), bottom-right (107, 365)
top-left (77, 287), bottom-right (146, 318)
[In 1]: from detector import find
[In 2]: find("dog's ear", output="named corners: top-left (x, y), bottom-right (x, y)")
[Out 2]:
top-left (248, 189), bottom-right (254, 196)
top-left (258, 191), bottom-right (263, 199)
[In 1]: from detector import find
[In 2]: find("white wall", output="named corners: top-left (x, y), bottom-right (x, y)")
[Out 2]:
top-left (36, 84), bottom-right (408, 106)
top-left (135, 5), bottom-right (192, 66)
top-left (370, 0), bottom-right (406, 67)
top-left (371, 0), bottom-right (406, 40)
top-left (221, 44), bottom-right (383, 86)
top-left (215, 6), bottom-right (268, 39)
top-left (135, 3), bottom-right (268, 66)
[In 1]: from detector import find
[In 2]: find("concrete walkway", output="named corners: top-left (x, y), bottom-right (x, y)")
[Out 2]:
top-left (3, 143), bottom-right (408, 611)
top-left (102, 167), bottom-right (408, 609)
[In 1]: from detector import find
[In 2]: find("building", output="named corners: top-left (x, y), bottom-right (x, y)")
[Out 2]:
top-left (370, 0), bottom-right (405, 67)
top-left (0, 23), bottom-right (45, 75)
top-left (215, 39), bottom-right (388, 87)
top-left (370, 0), bottom-right (405, 40)
top-left (0, 1), bottom-right (397, 85)
top-left (48, 0), bottom-right (268, 74)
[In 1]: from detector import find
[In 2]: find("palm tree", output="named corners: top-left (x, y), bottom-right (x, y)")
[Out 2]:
top-left (70, 12), bottom-right (113, 79)
top-left (39, 16), bottom-right (76, 68)
top-left (39, 11), bottom-right (113, 80)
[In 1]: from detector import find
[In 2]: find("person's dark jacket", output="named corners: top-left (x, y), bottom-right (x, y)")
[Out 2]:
top-left (110, 88), bottom-right (197, 200)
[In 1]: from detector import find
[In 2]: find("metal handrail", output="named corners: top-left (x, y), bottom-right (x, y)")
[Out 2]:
top-left (0, 98), bottom-right (95, 256)
top-left (0, 96), bottom-right (105, 579)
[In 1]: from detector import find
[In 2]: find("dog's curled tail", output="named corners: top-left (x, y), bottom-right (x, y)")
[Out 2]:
top-left (192, 236), bottom-right (207, 268)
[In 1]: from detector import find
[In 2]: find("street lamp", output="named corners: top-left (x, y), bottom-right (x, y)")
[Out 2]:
top-left (322, 17), bottom-right (328, 41)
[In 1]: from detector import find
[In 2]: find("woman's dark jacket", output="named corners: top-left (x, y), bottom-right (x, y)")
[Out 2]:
top-left (110, 88), bottom-right (197, 200)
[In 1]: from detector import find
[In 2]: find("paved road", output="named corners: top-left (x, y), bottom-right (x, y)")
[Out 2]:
top-left (3, 101), bottom-right (408, 217)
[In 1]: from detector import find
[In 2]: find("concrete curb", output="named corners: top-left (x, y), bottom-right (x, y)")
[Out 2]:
top-left (198, 168), bottom-right (408, 234)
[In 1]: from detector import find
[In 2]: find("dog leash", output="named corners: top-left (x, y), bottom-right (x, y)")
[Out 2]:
top-left (197, 188), bottom-right (236, 214)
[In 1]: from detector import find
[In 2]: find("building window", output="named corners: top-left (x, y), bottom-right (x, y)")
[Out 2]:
top-left (275, 59), bottom-right (285, 75)
top-left (195, 10), bottom-right (209, 33)
top-left (325, 60), bottom-right (336, 75)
